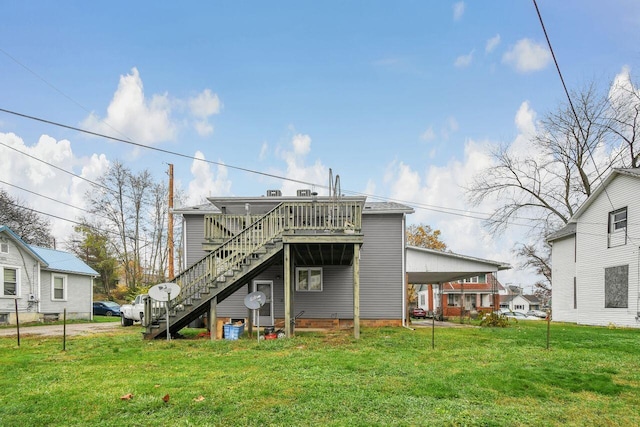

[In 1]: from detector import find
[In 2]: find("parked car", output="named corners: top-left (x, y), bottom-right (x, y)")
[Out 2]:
top-left (93, 301), bottom-right (121, 317)
top-left (527, 309), bottom-right (549, 319)
top-left (502, 310), bottom-right (540, 320)
top-left (410, 307), bottom-right (428, 319)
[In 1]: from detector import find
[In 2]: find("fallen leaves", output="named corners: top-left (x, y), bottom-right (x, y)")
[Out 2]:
top-left (120, 393), bottom-right (133, 401)
top-left (194, 395), bottom-right (205, 402)
top-left (162, 394), bottom-right (170, 403)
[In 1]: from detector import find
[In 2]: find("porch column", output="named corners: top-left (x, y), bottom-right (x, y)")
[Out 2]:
top-left (353, 243), bottom-right (360, 339)
top-left (284, 243), bottom-right (292, 337)
top-left (209, 296), bottom-right (218, 341)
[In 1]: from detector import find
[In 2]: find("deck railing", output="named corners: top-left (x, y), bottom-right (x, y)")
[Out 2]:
top-left (150, 200), bottom-right (363, 328)
top-left (204, 200), bottom-right (363, 241)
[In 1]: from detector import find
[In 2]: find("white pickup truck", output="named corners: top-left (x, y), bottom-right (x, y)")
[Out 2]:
top-left (120, 294), bottom-right (147, 326)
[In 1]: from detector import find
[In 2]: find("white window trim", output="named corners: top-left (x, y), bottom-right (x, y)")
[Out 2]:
top-left (609, 207), bottom-right (627, 233)
top-left (51, 273), bottom-right (68, 301)
top-left (1, 265), bottom-right (20, 298)
top-left (295, 267), bottom-right (323, 292)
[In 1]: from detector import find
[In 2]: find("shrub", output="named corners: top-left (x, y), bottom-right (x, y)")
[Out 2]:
top-left (479, 311), bottom-right (510, 327)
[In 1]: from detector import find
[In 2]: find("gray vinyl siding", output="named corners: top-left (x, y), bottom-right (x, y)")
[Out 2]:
top-left (183, 215), bottom-right (208, 267)
top-left (359, 213), bottom-right (404, 319)
top-left (0, 239), bottom-right (39, 313)
top-left (39, 270), bottom-right (92, 319)
top-left (218, 265), bottom-right (355, 319)
top-left (185, 210), bottom-right (405, 321)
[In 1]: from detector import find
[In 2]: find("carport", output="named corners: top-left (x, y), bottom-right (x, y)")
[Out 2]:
top-left (404, 246), bottom-right (511, 326)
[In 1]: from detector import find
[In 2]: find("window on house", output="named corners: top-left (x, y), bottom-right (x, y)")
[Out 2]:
top-left (459, 276), bottom-right (480, 284)
top-left (296, 267), bottom-right (323, 291)
top-left (52, 274), bottom-right (67, 301)
top-left (447, 294), bottom-right (460, 307)
top-left (608, 207), bottom-right (627, 247)
top-left (2, 267), bottom-right (18, 296)
top-left (0, 242), bottom-right (8, 254)
top-left (514, 304), bottom-right (525, 310)
top-left (604, 265), bottom-right (628, 308)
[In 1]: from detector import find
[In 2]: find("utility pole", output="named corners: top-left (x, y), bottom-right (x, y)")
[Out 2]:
top-left (168, 164), bottom-right (174, 279)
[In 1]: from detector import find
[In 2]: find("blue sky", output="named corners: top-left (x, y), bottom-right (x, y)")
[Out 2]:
top-left (1, 1), bottom-right (639, 288)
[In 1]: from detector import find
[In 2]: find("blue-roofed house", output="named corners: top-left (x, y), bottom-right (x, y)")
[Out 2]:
top-left (0, 225), bottom-right (98, 324)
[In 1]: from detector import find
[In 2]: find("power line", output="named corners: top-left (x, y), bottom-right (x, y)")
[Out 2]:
top-left (0, 179), bottom-right (90, 213)
top-left (0, 107), bottom-right (316, 188)
top-left (0, 141), bottom-right (115, 195)
top-left (532, 0), bottom-right (615, 212)
top-left (0, 106), bottom-right (537, 227)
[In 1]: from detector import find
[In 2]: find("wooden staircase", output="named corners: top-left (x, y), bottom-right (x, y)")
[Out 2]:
top-left (143, 199), bottom-right (364, 339)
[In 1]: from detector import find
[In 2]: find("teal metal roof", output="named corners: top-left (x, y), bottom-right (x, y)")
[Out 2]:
top-left (29, 246), bottom-right (98, 276)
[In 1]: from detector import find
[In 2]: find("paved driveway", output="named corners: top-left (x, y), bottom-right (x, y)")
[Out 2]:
top-left (0, 322), bottom-right (123, 337)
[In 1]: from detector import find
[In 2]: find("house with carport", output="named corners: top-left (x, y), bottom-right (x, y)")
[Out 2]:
top-left (146, 190), bottom-right (511, 339)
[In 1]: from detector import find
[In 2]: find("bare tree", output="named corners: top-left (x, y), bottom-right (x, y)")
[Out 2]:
top-left (467, 82), bottom-right (625, 289)
top-left (605, 69), bottom-right (640, 168)
top-left (0, 189), bottom-right (54, 247)
top-left (85, 162), bottom-right (156, 291)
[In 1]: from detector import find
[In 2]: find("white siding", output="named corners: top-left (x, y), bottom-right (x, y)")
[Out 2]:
top-left (551, 235), bottom-right (577, 323)
top-left (574, 173), bottom-right (640, 327)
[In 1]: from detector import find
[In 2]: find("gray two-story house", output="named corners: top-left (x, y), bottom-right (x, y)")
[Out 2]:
top-left (151, 191), bottom-right (413, 340)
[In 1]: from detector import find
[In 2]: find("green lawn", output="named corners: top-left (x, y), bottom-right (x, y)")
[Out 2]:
top-left (1, 321), bottom-right (638, 426)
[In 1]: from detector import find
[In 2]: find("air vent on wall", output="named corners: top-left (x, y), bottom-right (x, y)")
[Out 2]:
top-left (266, 190), bottom-right (282, 197)
top-left (296, 189), bottom-right (311, 197)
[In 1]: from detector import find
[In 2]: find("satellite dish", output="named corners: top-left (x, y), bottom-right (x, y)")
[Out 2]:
top-left (244, 291), bottom-right (266, 310)
top-left (148, 282), bottom-right (181, 302)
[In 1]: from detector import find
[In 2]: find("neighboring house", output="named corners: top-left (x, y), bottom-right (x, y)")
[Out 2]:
top-left (151, 190), bottom-right (510, 340)
top-left (547, 168), bottom-right (640, 328)
top-left (441, 273), bottom-right (505, 316)
top-left (415, 269), bottom-right (509, 318)
top-left (0, 225), bottom-right (97, 325)
top-left (499, 293), bottom-right (541, 312)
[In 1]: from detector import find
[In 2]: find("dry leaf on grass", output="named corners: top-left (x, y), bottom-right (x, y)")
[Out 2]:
top-left (194, 395), bottom-right (205, 402)
top-left (120, 393), bottom-right (133, 401)
top-left (162, 394), bottom-right (170, 403)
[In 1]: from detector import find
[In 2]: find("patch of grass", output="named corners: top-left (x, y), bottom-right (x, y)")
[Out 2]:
top-left (0, 322), bottom-right (639, 426)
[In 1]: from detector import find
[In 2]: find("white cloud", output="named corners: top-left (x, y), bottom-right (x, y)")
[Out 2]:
top-left (453, 2), bottom-right (465, 21)
top-left (188, 89), bottom-right (222, 137)
top-left (259, 142), bottom-right (269, 161)
top-left (193, 120), bottom-right (214, 137)
top-left (374, 103), bottom-right (549, 287)
top-left (485, 34), bottom-right (501, 53)
top-left (276, 133), bottom-right (328, 196)
top-left (81, 67), bottom-right (176, 145)
top-left (189, 89), bottom-right (221, 118)
top-left (502, 39), bottom-right (551, 73)
top-left (608, 65), bottom-right (638, 108)
top-left (420, 126), bottom-right (436, 142)
top-left (454, 50), bottom-right (474, 68)
top-left (186, 151), bottom-right (232, 203)
top-left (0, 131), bottom-right (110, 244)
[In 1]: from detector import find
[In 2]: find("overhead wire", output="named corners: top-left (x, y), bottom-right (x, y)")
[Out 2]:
top-left (1, 107), bottom-right (545, 231)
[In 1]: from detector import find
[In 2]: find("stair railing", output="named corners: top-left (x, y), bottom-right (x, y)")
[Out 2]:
top-left (150, 199), bottom-right (363, 326)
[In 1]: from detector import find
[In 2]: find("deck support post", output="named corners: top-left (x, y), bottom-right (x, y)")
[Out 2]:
top-left (284, 243), bottom-right (292, 337)
top-left (209, 296), bottom-right (218, 340)
top-left (353, 243), bottom-right (360, 339)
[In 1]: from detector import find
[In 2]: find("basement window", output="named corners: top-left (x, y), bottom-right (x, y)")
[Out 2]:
top-left (296, 267), bottom-right (323, 292)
